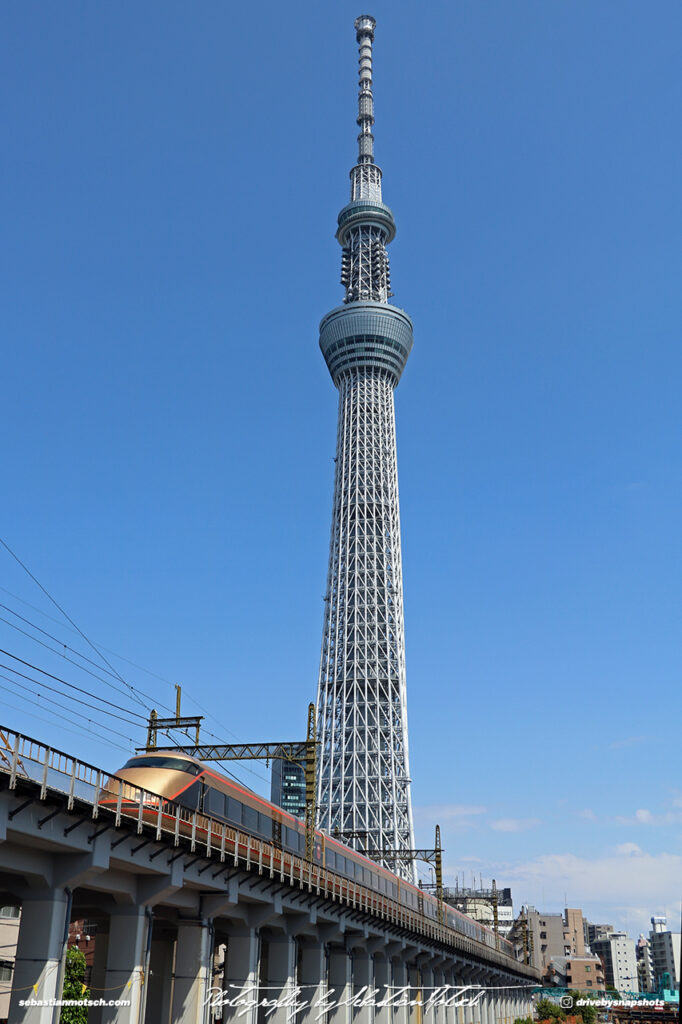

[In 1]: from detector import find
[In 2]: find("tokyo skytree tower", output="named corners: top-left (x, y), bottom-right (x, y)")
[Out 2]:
top-left (316, 15), bottom-right (416, 879)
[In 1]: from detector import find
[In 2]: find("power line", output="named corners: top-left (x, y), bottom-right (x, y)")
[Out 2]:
top-left (0, 612), bottom-right (157, 709)
top-left (0, 690), bottom-right (132, 755)
top-left (0, 589), bottom-right (280, 784)
top-left (0, 565), bottom-right (276, 788)
top-left (0, 585), bottom-right (179, 692)
top-left (0, 538), bottom-right (149, 710)
top-left (0, 668), bottom-right (142, 733)
top-left (0, 650), bottom-right (148, 723)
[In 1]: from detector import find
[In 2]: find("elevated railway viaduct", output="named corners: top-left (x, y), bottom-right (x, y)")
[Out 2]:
top-left (0, 731), bottom-right (539, 1024)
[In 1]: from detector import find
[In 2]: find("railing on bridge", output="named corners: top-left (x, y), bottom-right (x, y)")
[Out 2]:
top-left (0, 727), bottom-right (521, 968)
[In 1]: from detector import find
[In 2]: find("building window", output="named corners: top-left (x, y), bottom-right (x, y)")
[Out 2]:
top-left (0, 906), bottom-right (20, 919)
top-left (585, 966), bottom-right (591, 972)
top-left (586, 981), bottom-right (592, 987)
top-left (0, 961), bottom-right (14, 982)
top-left (540, 932), bottom-right (547, 939)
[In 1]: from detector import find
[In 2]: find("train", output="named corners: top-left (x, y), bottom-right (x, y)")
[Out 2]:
top-left (107, 750), bottom-right (514, 957)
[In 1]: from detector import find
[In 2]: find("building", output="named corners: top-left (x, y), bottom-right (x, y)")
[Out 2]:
top-left (565, 908), bottom-right (586, 955)
top-left (648, 918), bottom-right (680, 992)
top-left (636, 935), bottom-right (655, 993)
top-left (511, 907), bottom-right (597, 971)
top-left (0, 905), bottom-right (20, 1022)
top-left (592, 932), bottom-right (639, 993)
top-left (67, 919), bottom-right (98, 983)
top-left (529, 908), bottom-right (571, 968)
top-left (545, 954), bottom-right (605, 992)
top-left (442, 886), bottom-right (514, 937)
top-left (314, 16), bottom-right (416, 877)
top-left (584, 921), bottom-right (614, 950)
top-left (270, 759), bottom-right (306, 819)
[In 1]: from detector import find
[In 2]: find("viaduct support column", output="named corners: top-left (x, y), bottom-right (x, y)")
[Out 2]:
top-left (8, 888), bottom-right (70, 1024)
top-left (171, 919), bottom-right (214, 1024)
top-left (373, 956), bottom-right (391, 1024)
top-left (327, 947), bottom-right (352, 1024)
top-left (100, 906), bottom-right (151, 1024)
top-left (391, 958), bottom-right (409, 1024)
top-left (298, 940), bottom-right (326, 1024)
top-left (223, 927), bottom-right (261, 1024)
top-left (421, 963), bottom-right (435, 1024)
top-left (352, 950), bottom-right (374, 1024)
top-left (479, 976), bottom-right (493, 1024)
top-left (146, 927), bottom-right (175, 1024)
top-left (441, 965), bottom-right (458, 1024)
top-left (407, 964), bottom-right (420, 1024)
top-left (265, 933), bottom-right (297, 1024)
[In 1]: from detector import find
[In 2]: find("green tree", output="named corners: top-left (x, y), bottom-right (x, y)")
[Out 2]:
top-left (60, 948), bottom-right (89, 1024)
top-left (535, 998), bottom-right (567, 1021)
top-left (567, 991), bottom-right (597, 1024)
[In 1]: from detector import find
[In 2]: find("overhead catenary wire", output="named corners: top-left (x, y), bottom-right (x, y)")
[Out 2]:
top-left (0, 614), bottom-right (159, 711)
top-left (0, 601), bottom-right (274, 787)
top-left (0, 551), bottom-right (277, 789)
top-left (0, 537), bottom-right (149, 710)
top-left (0, 667), bottom-right (143, 732)
top-left (0, 691), bottom-right (133, 755)
top-left (0, 650), bottom-right (148, 723)
top-left (0, 679), bottom-right (136, 746)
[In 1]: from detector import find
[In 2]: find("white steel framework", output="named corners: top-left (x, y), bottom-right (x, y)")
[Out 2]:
top-left (316, 15), bottom-right (416, 879)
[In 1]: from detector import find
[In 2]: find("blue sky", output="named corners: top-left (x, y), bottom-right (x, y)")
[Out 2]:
top-left (1, 1), bottom-right (680, 939)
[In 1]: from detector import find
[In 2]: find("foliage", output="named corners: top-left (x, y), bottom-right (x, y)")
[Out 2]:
top-left (513, 1016), bottom-right (534, 1024)
top-left (567, 991), bottom-right (597, 1024)
top-left (535, 997), bottom-right (567, 1021)
top-left (60, 948), bottom-right (89, 1024)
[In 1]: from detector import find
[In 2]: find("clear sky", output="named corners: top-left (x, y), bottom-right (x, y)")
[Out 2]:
top-left (1, 1), bottom-right (680, 940)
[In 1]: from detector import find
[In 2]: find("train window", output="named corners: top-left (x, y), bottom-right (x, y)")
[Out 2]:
top-left (283, 826), bottom-right (301, 852)
top-left (325, 850), bottom-right (335, 871)
top-left (177, 783), bottom-right (200, 811)
top-left (258, 813), bottom-right (272, 839)
top-left (205, 789), bottom-right (226, 818)
top-left (242, 805), bottom-right (258, 832)
top-left (121, 757), bottom-right (202, 775)
top-left (227, 798), bottom-right (242, 825)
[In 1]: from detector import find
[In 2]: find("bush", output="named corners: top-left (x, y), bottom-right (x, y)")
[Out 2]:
top-left (536, 998), bottom-right (567, 1020)
top-left (60, 948), bottom-right (89, 1024)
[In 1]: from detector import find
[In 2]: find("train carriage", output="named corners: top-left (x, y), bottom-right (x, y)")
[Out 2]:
top-left (104, 751), bottom-right (513, 957)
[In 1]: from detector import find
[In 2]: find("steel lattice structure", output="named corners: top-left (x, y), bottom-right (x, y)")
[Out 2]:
top-left (316, 15), bottom-right (416, 880)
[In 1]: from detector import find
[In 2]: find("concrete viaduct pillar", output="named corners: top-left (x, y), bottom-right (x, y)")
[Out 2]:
top-left (391, 955), bottom-right (410, 1024)
top-left (298, 939), bottom-right (326, 1024)
top-left (327, 945), bottom-right (352, 1024)
top-left (373, 955), bottom-right (390, 1024)
top-left (264, 931), bottom-right (297, 1024)
top-left (170, 918), bottom-right (214, 1024)
top-left (222, 926), bottom-right (261, 1024)
top-left (7, 888), bottom-right (71, 1024)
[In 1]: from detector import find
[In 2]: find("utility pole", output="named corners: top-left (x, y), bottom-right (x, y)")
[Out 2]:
top-left (143, 702), bottom-right (319, 862)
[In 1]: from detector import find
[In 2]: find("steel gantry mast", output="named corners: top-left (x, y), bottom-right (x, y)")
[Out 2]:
top-left (316, 15), bottom-right (416, 880)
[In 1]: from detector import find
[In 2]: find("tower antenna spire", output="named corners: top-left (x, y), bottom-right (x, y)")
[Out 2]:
top-left (354, 15), bottom-right (376, 165)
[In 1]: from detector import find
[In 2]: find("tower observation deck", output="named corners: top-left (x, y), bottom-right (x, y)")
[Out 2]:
top-left (316, 15), bottom-right (416, 880)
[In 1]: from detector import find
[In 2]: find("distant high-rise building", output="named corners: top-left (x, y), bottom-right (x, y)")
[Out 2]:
top-left (584, 921), bottom-right (615, 950)
top-left (565, 908), bottom-right (586, 956)
top-left (443, 886), bottom-right (514, 937)
top-left (592, 932), bottom-right (639, 993)
top-left (636, 935), bottom-right (655, 993)
top-left (270, 760), bottom-right (306, 820)
top-left (648, 918), bottom-right (681, 992)
top-left (315, 16), bottom-right (415, 878)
